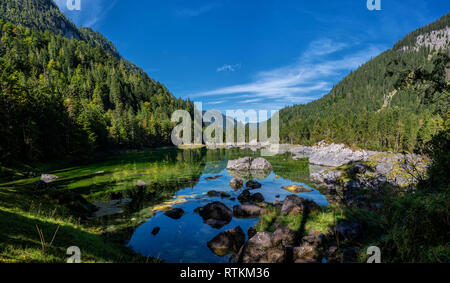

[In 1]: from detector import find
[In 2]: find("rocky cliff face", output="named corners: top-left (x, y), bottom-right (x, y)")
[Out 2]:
top-left (400, 27), bottom-right (450, 52)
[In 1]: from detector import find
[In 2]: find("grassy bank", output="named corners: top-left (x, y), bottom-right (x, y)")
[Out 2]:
top-left (0, 177), bottom-right (154, 263)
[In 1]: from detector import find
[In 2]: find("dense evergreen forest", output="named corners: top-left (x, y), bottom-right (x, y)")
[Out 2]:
top-left (0, 0), bottom-right (193, 164)
top-left (278, 14), bottom-right (449, 153)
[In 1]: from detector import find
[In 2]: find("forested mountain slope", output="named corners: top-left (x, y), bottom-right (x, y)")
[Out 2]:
top-left (279, 14), bottom-right (450, 153)
top-left (0, 0), bottom-right (193, 164)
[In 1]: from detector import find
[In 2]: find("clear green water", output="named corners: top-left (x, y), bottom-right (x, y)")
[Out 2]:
top-left (11, 148), bottom-right (328, 263)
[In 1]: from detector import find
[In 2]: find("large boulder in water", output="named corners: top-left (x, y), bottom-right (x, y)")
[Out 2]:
top-left (226, 157), bottom-right (253, 171)
top-left (281, 195), bottom-right (321, 215)
top-left (207, 226), bottom-right (245, 257)
top-left (226, 157), bottom-right (272, 171)
top-left (164, 208), bottom-right (184, 219)
top-left (197, 202), bottom-right (233, 228)
top-left (233, 204), bottom-right (264, 218)
top-left (250, 158), bottom-right (273, 171)
top-left (237, 190), bottom-right (264, 203)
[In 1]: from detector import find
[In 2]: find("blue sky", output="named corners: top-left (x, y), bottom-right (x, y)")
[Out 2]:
top-left (55, 0), bottom-right (449, 113)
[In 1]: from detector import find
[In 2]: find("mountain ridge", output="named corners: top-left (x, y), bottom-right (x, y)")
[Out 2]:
top-left (277, 13), bottom-right (449, 152)
top-left (0, 0), bottom-right (193, 163)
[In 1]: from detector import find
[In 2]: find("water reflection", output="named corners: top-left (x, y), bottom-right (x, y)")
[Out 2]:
top-left (47, 148), bottom-right (327, 262)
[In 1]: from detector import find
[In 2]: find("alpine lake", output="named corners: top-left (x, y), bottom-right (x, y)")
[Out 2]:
top-left (24, 148), bottom-right (329, 263)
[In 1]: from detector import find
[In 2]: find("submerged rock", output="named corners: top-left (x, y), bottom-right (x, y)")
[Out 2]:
top-left (205, 175), bottom-right (224, 181)
top-left (281, 185), bottom-right (313, 193)
top-left (246, 180), bottom-right (262, 189)
top-left (151, 227), bottom-right (160, 235)
top-left (164, 208), bottom-right (185, 219)
top-left (207, 226), bottom-right (245, 257)
top-left (207, 190), bottom-right (220, 197)
top-left (230, 178), bottom-right (244, 189)
top-left (220, 192), bottom-right (231, 198)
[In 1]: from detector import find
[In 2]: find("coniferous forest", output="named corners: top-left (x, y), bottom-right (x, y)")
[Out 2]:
top-left (278, 15), bottom-right (449, 153)
top-left (0, 0), bottom-right (193, 164)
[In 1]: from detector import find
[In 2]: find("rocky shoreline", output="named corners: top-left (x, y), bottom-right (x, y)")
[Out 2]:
top-left (208, 141), bottom-right (429, 193)
top-left (198, 147), bottom-right (431, 263)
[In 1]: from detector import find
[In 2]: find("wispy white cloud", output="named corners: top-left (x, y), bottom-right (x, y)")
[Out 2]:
top-left (301, 39), bottom-right (348, 59)
top-left (190, 39), bottom-right (384, 109)
top-left (206, 100), bottom-right (226, 105)
top-left (175, 4), bottom-right (216, 18)
top-left (54, 0), bottom-right (117, 28)
top-left (217, 64), bottom-right (241, 72)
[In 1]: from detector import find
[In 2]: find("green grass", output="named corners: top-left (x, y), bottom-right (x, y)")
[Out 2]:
top-left (0, 156), bottom-right (165, 263)
top-left (256, 205), bottom-right (345, 235)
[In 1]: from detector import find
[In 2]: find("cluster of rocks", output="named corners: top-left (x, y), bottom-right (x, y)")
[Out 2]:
top-left (205, 194), bottom-right (332, 263)
top-left (195, 198), bottom-right (268, 229)
top-left (310, 152), bottom-right (428, 208)
top-left (290, 142), bottom-right (376, 167)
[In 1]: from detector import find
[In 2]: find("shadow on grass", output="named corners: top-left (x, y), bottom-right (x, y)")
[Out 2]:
top-left (0, 210), bottom-right (151, 263)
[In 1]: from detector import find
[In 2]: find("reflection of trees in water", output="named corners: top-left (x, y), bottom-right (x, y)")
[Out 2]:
top-left (89, 148), bottom-right (312, 243)
top-left (90, 177), bottom-right (203, 243)
top-left (203, 159), bottom-right (228, 175)
top-left (267, 153), bottom-right (310, 183)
